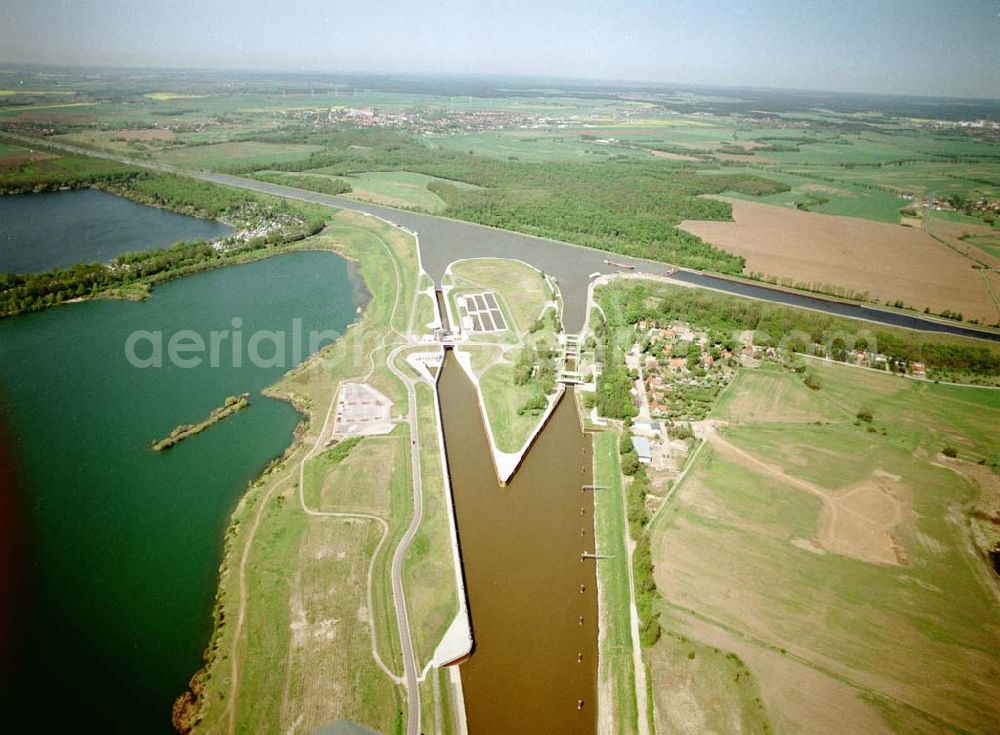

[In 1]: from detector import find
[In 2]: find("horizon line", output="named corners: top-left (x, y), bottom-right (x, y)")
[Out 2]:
top-left (2, 60), bottom-right (999, 105)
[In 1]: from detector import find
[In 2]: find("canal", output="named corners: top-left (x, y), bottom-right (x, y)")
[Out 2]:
top-left (437, 351), bottom-right (598, 734)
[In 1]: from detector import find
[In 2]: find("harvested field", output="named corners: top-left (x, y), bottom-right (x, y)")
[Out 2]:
top-left (710, 153), bottom-right (774, 163)
top-left (649, 149), bottom-right (702, 162)
top-left (816, 471), bottom-right (908, 566)
top-left (929, 218), bottom-right (1000, 269)
top-left (110, 128), bottom-right (176, 141)
top-left (708, 431), bottom-right (907, 566)
top-left (0, 150), bottom-right (56, 169)
top-left (679, 197), bottom-right (999, 323)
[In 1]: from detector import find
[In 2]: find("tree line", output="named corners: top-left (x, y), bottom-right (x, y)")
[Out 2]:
top-left (1, 171), bottom-right (326, 317)
top-left (598, 280), bottom-right (1000, 381)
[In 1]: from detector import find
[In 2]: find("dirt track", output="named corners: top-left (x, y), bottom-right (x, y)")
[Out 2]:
top-left (708, 431), bottom-right (906, 566)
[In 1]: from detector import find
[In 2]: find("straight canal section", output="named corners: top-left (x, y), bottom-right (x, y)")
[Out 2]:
top-left (436, 349), bottom-right (599, 734)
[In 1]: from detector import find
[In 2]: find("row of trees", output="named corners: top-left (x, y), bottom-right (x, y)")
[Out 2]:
top-left (1, 239), bottom-right (216, 315)
top-left (600, 281), bottom-right (1000, 380)
top-left (251, 171), bottom-right (353, 197)
top-left (591, 313), bottom-right (639, 420)
top-left (619, 427), bottom-right (661, 646)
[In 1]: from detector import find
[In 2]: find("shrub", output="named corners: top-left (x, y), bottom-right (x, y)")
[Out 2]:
top-left (517, 392), bottom-right (547, 416)
top-left (620, 450), bottom-right (640, 476)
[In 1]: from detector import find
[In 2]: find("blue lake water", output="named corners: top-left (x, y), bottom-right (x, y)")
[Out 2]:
top-left (0, 251), bottom-right (358, 732)
top-left (0, 188), bottom-right (233, 273)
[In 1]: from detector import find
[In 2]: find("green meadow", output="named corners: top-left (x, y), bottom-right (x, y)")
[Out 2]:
top-left (652, 362), bottom-right (1000, 734)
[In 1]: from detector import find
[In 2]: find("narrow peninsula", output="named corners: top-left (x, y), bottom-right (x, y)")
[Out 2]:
top-left (151, 393), bottom-right (250, 451)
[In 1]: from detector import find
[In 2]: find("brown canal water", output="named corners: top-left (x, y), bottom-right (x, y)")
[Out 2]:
top-left (436, 289), bottom-right (451, 331)
top-left (437, 351), bottom-right (597, 734)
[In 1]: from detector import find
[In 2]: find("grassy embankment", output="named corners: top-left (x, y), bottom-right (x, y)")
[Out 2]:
top-left (151, 393), bottom-right (249, 451)
top-left (650, 361), bottom-right (1000, 734)
top-left (592, 431), bottom-right (639, 734)
top-left (174, 209), bottom-right (457, 735)
top-left (446, 257), bottom-right (561, 454)
top-left (407, 379), bottom-right (459, 735)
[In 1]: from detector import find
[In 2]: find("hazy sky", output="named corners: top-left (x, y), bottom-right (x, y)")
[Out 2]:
top-left (2, 0), bottom-right (998, 98)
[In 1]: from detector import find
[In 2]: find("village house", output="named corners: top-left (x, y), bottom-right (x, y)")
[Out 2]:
top-left (631, 436), bottom-right (653, 464)
top-left (632, 420), bottom-right (663, 438)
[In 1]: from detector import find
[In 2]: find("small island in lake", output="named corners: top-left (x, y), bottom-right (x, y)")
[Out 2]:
top-left (151, 393), bottom-right (250, 451)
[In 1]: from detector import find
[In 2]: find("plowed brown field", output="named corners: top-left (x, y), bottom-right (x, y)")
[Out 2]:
top-left (679, 197), bottom-right (999, 324)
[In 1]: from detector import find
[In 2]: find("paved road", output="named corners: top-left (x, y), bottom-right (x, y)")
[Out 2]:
top-left (386, 344), bottom-right (426, 735)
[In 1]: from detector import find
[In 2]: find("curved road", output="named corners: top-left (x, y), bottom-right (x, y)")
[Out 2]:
top-left (386, 343), bottom-right (426, 735)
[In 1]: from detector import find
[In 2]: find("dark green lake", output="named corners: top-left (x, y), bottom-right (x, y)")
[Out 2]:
top-left (0, 188), bottom-right (233, 274)
top-left (0, 251), bottom-right (358, 732)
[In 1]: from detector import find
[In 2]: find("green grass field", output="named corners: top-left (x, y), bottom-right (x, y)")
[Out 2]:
top-left (431, 131), bottom-right (648, 162)
top-left (965, 233), bottom-right (1000, 259)
top-left (448, 257), bottom-right (551, 338)
top-left (303, 434), bottom-right (407, 516)
top-left (335, 171), bottom-right (480, 212)
top-left (413, 292), bottom-right (436, 334)
top-left (477, 361), bottom-right (540, 454)
top-left (403, 380), bottom-right (459, 667)
top-left (650, 362), bottom-right (1000, 734)
top-left (183, 210), bottom-right (437, 734)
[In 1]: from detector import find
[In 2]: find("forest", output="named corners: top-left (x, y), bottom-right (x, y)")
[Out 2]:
top-left (238, 128), bottom-right (789, 273)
